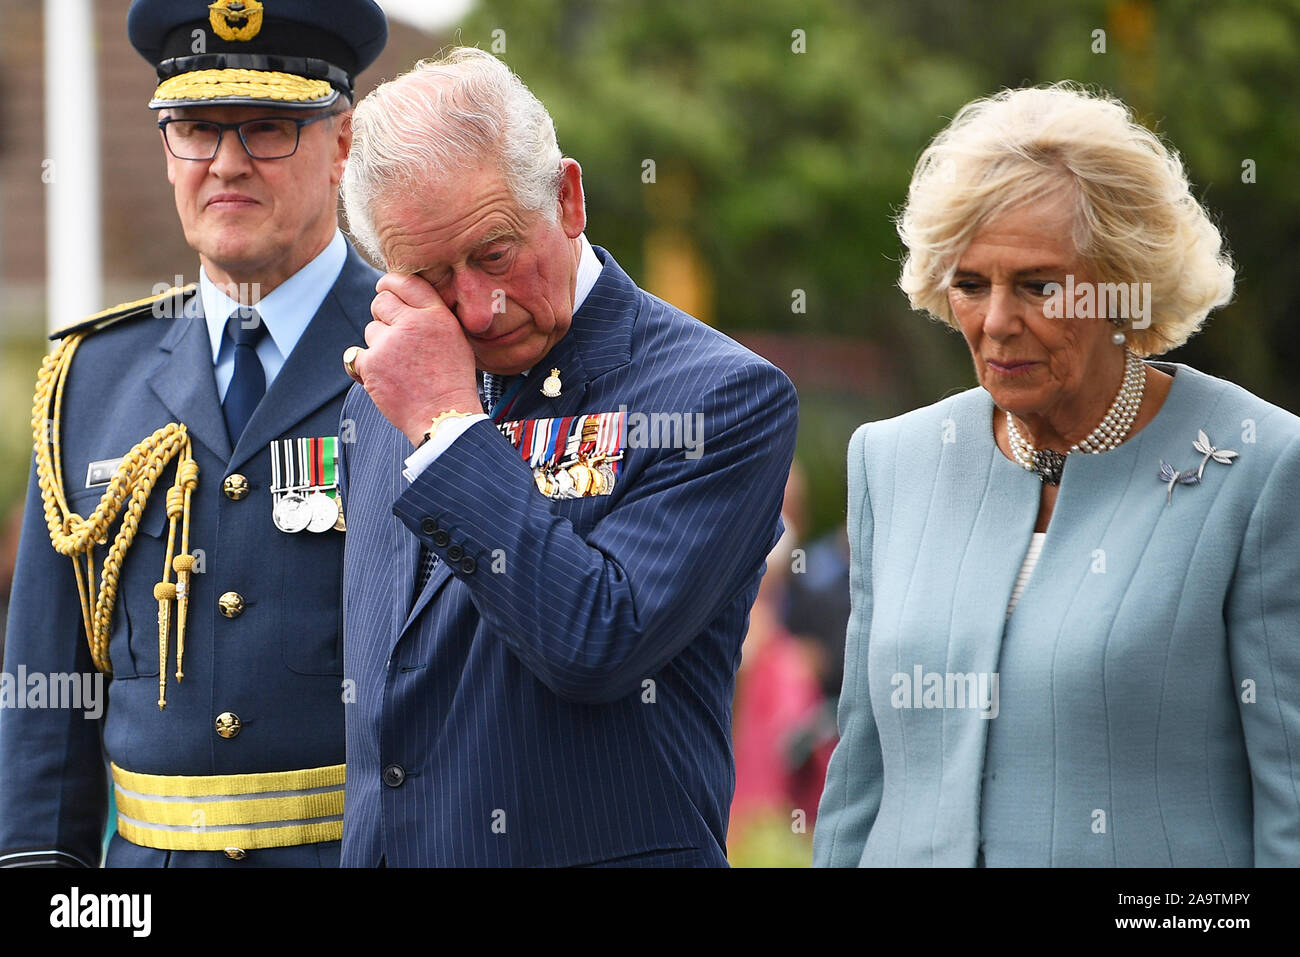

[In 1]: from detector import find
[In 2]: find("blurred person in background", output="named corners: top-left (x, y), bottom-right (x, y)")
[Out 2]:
top-left (0, 504), bottom-right (21, 660)
top-left (730, 520), bottom-right (834, 858)
top-left (781, 461), bottom-right (851, 701)
top-left (816, 84), bottom-right (1300, 867)
top-left (0, 0), bottom-right (387, 868)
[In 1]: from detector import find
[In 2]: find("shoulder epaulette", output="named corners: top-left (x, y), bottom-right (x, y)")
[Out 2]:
top-left (49, 284), bottom-right (199, 341)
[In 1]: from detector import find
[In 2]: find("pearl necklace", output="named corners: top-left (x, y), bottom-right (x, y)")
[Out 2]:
top-left (1005, 349), bottom-right (1147, 486)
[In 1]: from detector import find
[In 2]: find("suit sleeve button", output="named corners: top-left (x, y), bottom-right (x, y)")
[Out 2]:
top-left (420, 518), bottom-right (438, 535)
top-left (446, 544), bottom-right (463, 562)
top-left (459, 556), bottom-right (477, 575)
top-left (432, 530), bottom-right (451, 548)
top-left (382, 764), bottom-right (406, 788)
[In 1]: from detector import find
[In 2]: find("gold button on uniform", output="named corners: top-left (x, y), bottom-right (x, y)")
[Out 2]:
top-left (218, 592), bottom-right (245, 618)
top-left (224, 847), bottom-right (247, 861)
top-left (215, 712), bottom-right (242, 738)
top-left (223, 474), bottom-right (250, 500)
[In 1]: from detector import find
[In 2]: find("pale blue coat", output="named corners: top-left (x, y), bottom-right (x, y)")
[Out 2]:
top-left (814, 362), bottom-right (1300, 866)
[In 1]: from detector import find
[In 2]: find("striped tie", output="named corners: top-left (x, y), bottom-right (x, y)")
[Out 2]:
top-left (481, 372), bottom-right (504, 414)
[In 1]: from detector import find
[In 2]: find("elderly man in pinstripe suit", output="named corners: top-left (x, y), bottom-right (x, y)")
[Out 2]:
top-left (335, 48), bottom-right (798, 867)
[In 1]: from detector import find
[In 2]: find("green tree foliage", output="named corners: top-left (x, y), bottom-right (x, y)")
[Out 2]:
top-left (452, 0), bottom-right (1299, 535)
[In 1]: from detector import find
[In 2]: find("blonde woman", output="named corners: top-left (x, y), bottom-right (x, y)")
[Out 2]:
top-left (814, 84), bottom-right (1300, 867)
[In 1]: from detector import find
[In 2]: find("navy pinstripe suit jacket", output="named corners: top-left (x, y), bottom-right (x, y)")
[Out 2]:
top-left (337, 246), bottom-right (798, 866)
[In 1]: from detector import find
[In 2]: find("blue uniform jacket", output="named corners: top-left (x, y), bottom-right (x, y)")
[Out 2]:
top-left (0, 245), bottom-right (380, 867)
top-left (338, 247), bottom-right (799, 866)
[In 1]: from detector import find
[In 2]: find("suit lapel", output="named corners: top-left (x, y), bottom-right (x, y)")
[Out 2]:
top-left (230, 249), bottom-right (374, 471)
top-left (148, 305), bottom-right (233, 463)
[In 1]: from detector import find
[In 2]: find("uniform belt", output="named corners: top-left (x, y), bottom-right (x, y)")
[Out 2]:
top-left (111, 762), bottom-right (345, 852)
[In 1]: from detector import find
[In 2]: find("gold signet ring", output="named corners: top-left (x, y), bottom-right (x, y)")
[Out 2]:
top-left (343, 345), bottom-right (363, 382)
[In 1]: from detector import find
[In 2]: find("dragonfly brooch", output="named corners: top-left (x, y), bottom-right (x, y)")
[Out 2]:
top-left (1159, 430), bottom-right (1238, 505)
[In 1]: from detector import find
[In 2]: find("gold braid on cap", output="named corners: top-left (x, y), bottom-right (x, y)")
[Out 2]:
top-left (152, 69), bottom-right (335, 105)
top-left (33, 329), bottom-right (199, 710)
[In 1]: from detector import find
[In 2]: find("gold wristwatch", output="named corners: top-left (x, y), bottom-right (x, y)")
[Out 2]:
top-left (417, 409), bottom-right (477, 448)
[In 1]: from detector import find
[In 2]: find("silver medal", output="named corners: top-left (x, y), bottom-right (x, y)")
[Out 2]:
top-left (306, 492), bottom-right (341, 533)
top-left (274, 493), bottom-right (312, 533)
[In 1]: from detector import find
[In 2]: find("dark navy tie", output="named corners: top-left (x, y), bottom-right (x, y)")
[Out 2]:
top-left (222, 309), bottom-right (267, 445)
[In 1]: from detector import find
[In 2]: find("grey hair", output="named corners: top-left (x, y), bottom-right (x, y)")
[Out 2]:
top-left (342, 47), bottom-right (564, 265)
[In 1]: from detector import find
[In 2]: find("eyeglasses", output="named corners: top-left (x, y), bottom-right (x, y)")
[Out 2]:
top-left (158, 112), bottom-right (341, 161)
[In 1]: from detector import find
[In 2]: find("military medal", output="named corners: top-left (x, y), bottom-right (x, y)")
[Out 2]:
top-left (306, 491), bottom-right (340, 533)
top-left (274, 493), bottom-right (313, 533)
top-left (500, 411), bottom-right (627, 500)
top-left (271, 436), bottom-right (344, 533)
top-left (541, 368), bottom-right (563, 398)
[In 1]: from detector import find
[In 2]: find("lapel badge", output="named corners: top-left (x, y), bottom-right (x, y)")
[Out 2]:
top-left (541, 368), bottom-right (563, 399)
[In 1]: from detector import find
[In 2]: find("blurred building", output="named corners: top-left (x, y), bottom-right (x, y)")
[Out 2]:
top-left (0, 2), bottom-right (446, 332)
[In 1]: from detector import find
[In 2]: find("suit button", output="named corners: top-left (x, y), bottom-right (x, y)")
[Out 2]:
top-left (382, 764), bottom-right (406, 788)
top-left (432, 530), bottom-right (451, 548)
top-left (218, 592), bottom-right (245, 618)
top-left (420, 518), bottom-right (438, 535)
top-left (222, 474), bottom-right (250, 501)
top-left (446, 544), bottom-right (463, 562)
top-left (459, 556), bottom-right (477, 575)
top-left (214, 712), bottom-right (242, 739)
top-left (224, 847), bottom-right (247, 861)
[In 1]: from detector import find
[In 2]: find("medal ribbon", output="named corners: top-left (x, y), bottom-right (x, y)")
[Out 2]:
top-left (531, 419), bottom-right (552, 469)
top-left (323, 436), bottom-right (337, 497)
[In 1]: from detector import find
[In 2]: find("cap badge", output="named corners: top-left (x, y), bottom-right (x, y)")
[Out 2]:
top-left (209, 0), bottom-right (265, 43)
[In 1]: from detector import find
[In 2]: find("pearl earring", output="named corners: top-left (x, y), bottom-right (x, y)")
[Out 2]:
top-left (1112, 331), bottom-right (1127, 346)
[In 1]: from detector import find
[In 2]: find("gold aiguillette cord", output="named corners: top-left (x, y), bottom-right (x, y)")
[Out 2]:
top-left (33, 334), bottom-right (200, 709)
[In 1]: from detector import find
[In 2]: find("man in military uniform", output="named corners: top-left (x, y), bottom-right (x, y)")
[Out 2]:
top-left (0, 0), bottom-right (388, 867)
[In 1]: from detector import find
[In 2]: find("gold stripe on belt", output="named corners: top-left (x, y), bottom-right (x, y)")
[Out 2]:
top-left (111, 762), bottom-right (345, 852)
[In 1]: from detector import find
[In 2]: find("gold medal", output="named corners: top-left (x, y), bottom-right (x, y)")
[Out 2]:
top-left (569, 463), bottom-right (593, 497)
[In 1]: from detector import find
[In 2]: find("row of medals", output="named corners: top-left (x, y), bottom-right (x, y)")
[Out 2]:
top-left (273, 488), bottom-right (345, 534)
top-left (535, 453), bottom-right (620, 499)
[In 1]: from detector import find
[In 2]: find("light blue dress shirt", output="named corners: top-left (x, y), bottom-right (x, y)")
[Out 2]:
top-left (205, 229), bottom-right (348, 400)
